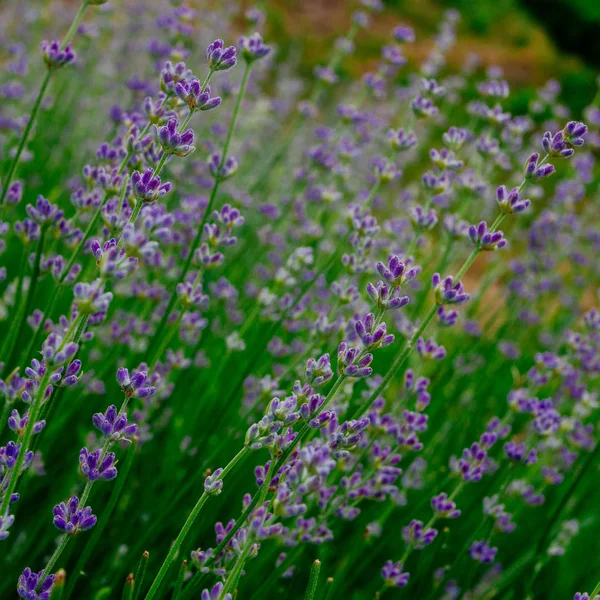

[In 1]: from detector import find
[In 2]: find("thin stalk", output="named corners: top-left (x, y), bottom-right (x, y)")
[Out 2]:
top-left (39, 534), bottom-right (70, 585)
top-left (146, 62), bottom-right (252, 363)
top-left (61, 1), bottom-right (90, 49)
top-left (122, 575), bottom-right (135, 600)
top-left (144, 446), bottom-right (249, 600)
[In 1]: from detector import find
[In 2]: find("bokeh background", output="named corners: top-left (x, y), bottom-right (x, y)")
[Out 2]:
top-left (258, 0), bottom-right (600, 114)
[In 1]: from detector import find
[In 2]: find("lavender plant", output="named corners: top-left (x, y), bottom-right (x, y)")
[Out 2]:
top-left (0, 0), bottom-right (599, 599)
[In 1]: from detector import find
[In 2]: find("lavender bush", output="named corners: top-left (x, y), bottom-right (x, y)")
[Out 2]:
top-left (0, 1), bottom-right (599, 598)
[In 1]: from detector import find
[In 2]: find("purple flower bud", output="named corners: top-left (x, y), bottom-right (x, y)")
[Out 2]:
top-left (92, 405), bottom-right (137, 442)
top-left (204, 468), bottom-right (224, 495)
top-left (41, 39), bottom-right (76, 69)
top-left (496, 185), bottom-right (530, 215)
top-left (469, 540), bottom-right (498, 564)
top-left (79, 447), bottom-right (118, 482)
top-left (206, 39), bottom-right (237, 71)
top-left (468, 221), bottom-right (507, 251)
top-left (239, 33), bottom-right (271, 62)
top-left (158, 118), bottom-right (195, 157)
top-left (432, 273), bottom-right (470, 305)
top-left (53, 495), bottom-right (97, 535)
top-left (17, 568), bottom-right (55, 599)
top-left (175, 79), bottom-right (222, 112)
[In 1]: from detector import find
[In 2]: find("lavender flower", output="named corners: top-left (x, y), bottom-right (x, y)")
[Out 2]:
top-left (204, 469), bottom-right (224, 496)
top-left (468, 221), bottom-right (507, 251)
top-left (53, 496), bottom-right (97, 535)
top-left (523, 152), bottom-right (555, 181)
top-left (305, 354), bottom-right (333, 387)
top-left (496, 185), bottom-right (530, 214)
top-left (79, 448), bottom-right (118, 482)
top-left (337, 343), bottom-right (373, 378)
top-left (469, 540), bottom-right (498, 564)
top-left (7, 410), bottom-right (46, 437)
top-left (431, 492), bottom-right (461, 519)
top-left (175, 79), bottom-right (221, 112)
top-left (201, 582), bottom-right (232, 600)
top-left (381, 560), bottom-right (410, 587)
top-left (206, 39), bottom-right (237, 71)
top-left (41, 40), bottom-right (76, 69)
top-left (208, 153), bottom-right (238, 181)
top-left (91, 238), bottom-right (138, 280)
top-left (158, 118), bottom-right (195, 157)
top-left (116, 368), bottom-right (156, 399)
top-left (432, 274), bottom-right (470, 305)
top-left (355, 314), bottom-right (394, 350)
top-left (17, 568), bottom-right (55, 599)
top-left (131, 168), bottom-right (172, 203)
top-left (239, 33), bottom-right (271, 62)
top-left (92, 405), bottom-right (137, 442)
top-left (402, 519), bottom-right (438, 548)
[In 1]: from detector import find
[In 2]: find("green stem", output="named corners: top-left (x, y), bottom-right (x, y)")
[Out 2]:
top-left (454, 248), bottom-right (479, 283)
top-left (144, 446), bottom-right (249, 600)
top-left (39, 534), bottom-right (70, 584)
top-left (61, 1), bottom-right (90, 49)
top-left (589, 580), bottom-right (600, 599)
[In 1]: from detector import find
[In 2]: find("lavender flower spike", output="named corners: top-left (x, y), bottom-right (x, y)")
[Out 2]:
top-left (131, 168), bottom-right (172, 203)
top-left (53, 496), bottom-right (97, 535)
top-left (79, 448), bottom-right (118, 482)
top-left (201, 582), bottom-right (232, 600)
top-left (41, 40), bottom-right (76, 70)
top-left (92, 405), bottom-right (137, 442)
top-left (17, 568), bottom-right (55, 599)
top-left (204, 468), bottom-right (224, 496)
top-left (381, 560), bottom-right (410, 588)
top-left (239, 33), bottom-right (271, 62)
top-left (432, 273), bottom-right (470, 305)
top-left (206, 39), bottom-right (237, 71)
top-left (496, 185), bottom-right (530, 214)
top-left (158, 118), bottom-right (195, 157)
top-left (116, 368), bottom-right (156, 399)
top-left (468, 221), bottom-right (507, 251)
top-left (175, 79), bottom-right (221, 112)
top-left (523, 152), bottom-right (555, 181)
